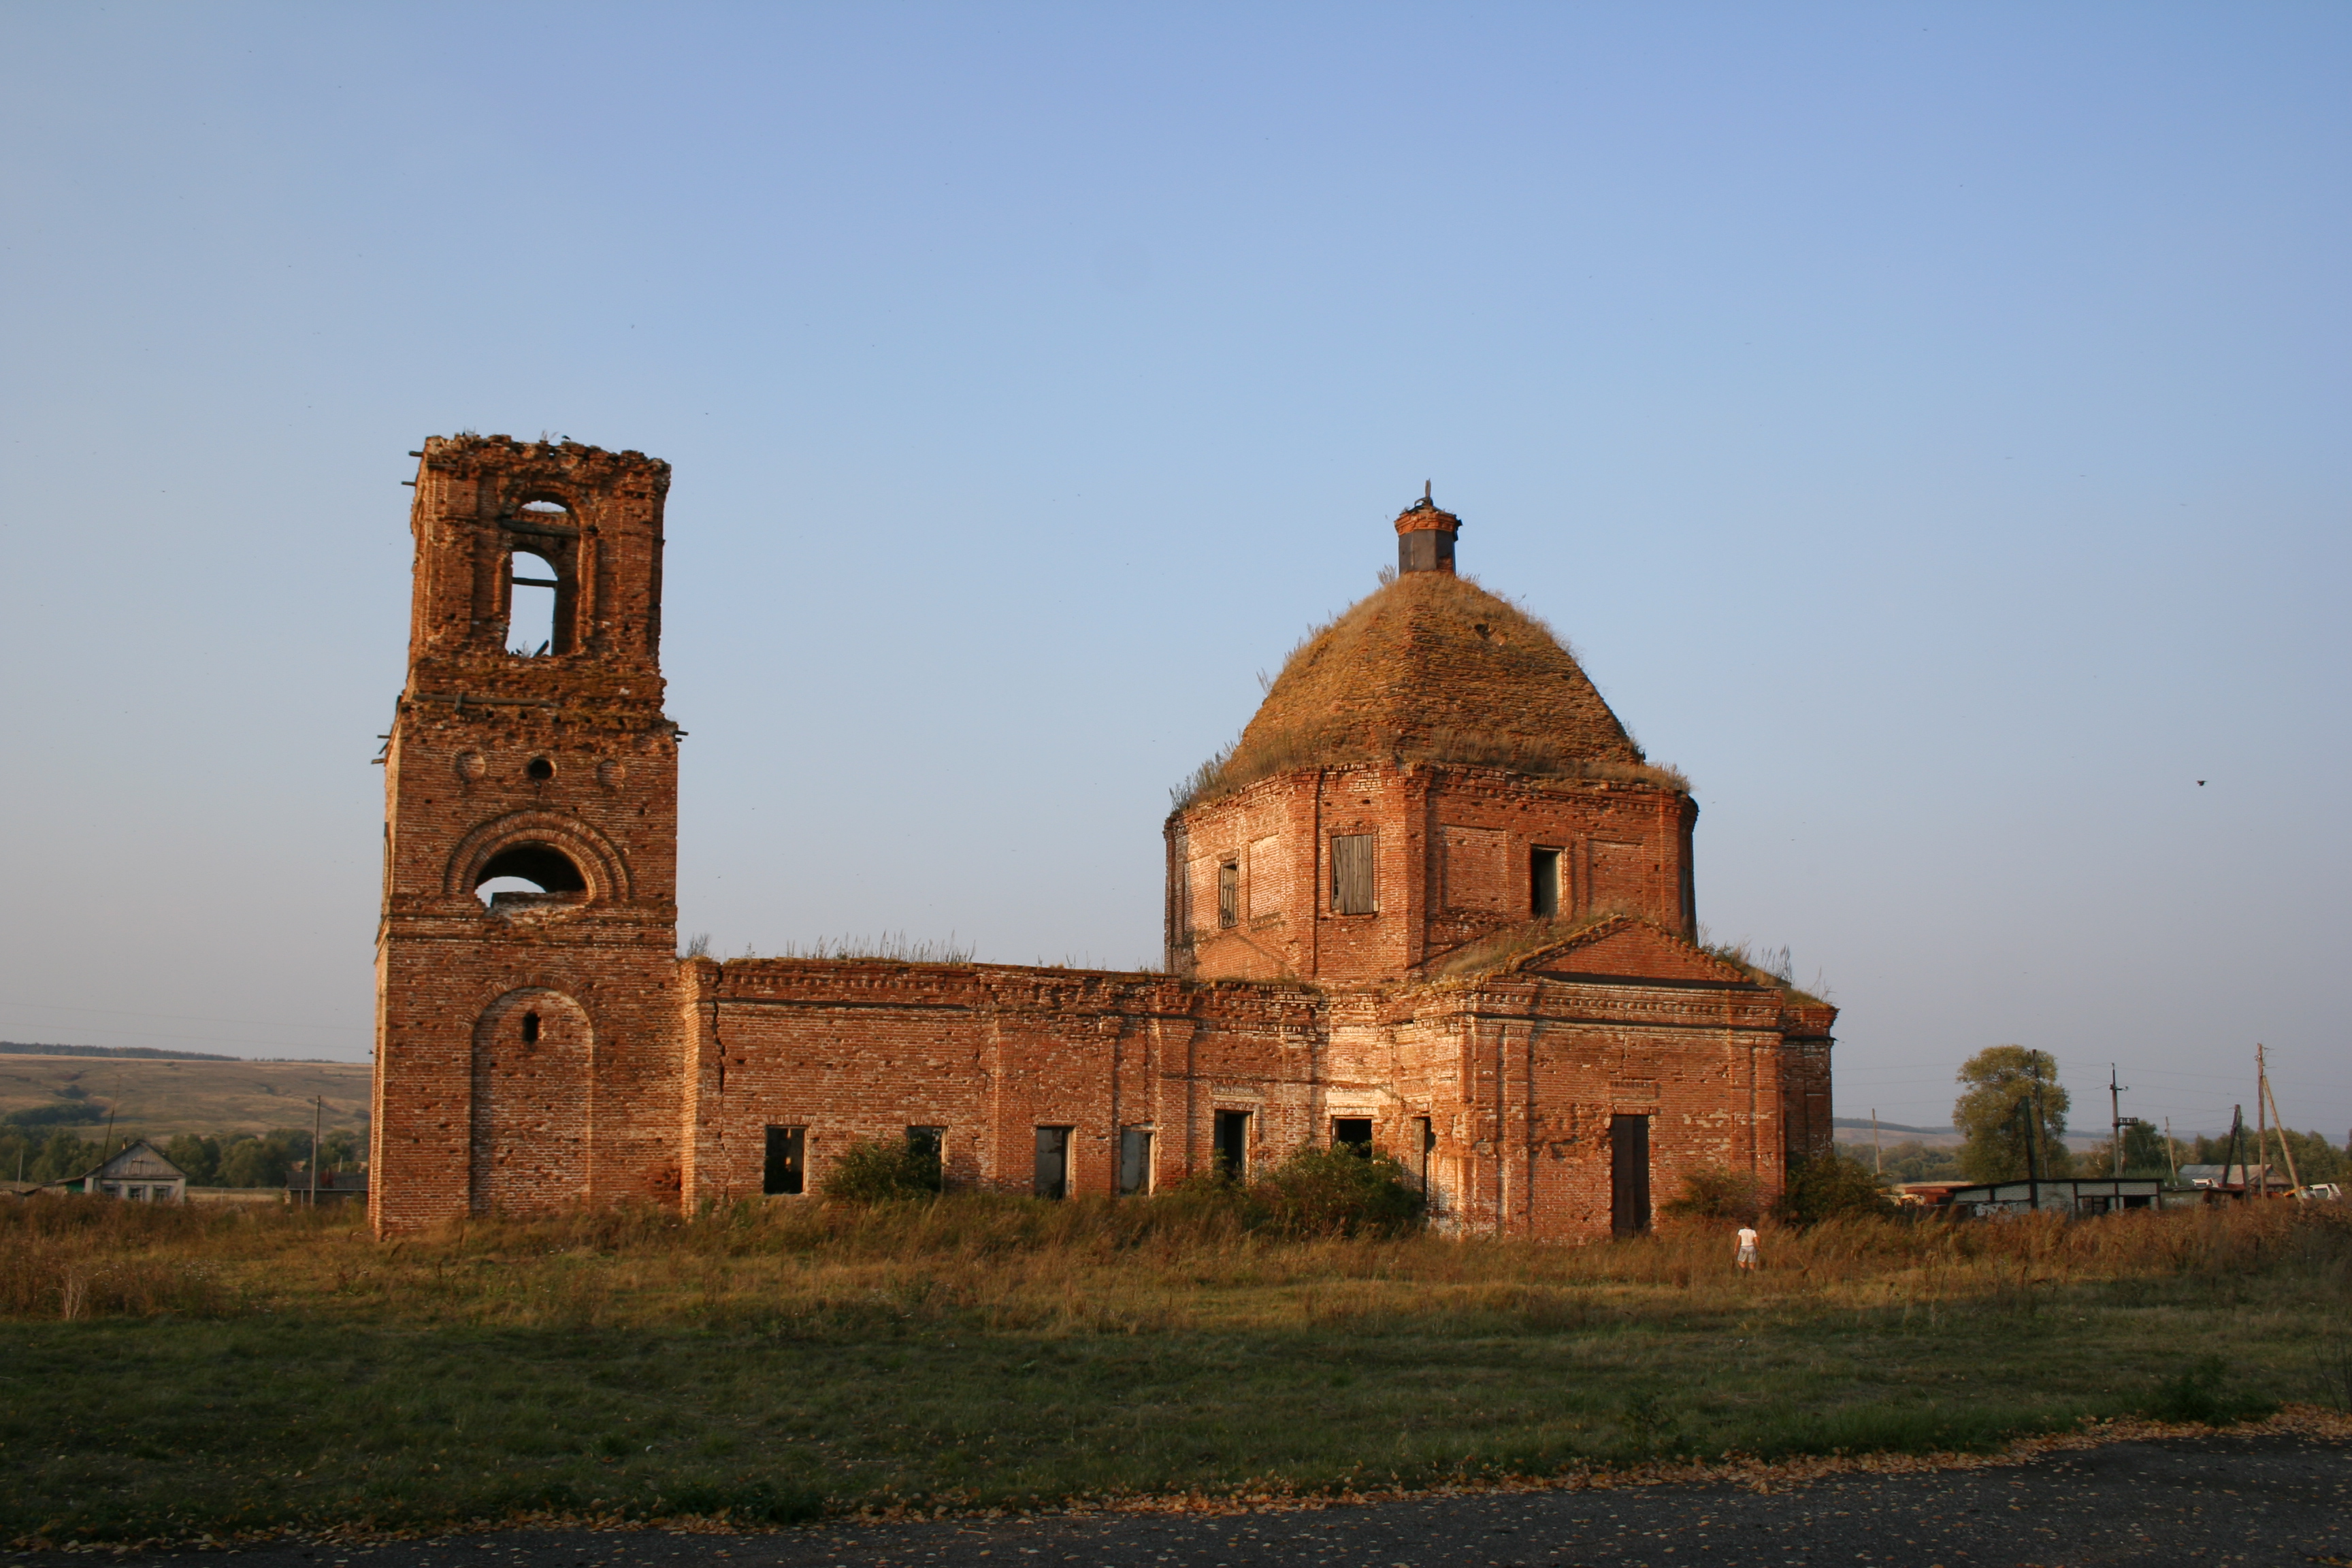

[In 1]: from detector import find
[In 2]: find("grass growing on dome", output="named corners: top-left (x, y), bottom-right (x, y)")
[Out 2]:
top-left (1700, 935), bottom-right (1833, 1009)
top-left (1171, 573), bottom-right (1690, 811)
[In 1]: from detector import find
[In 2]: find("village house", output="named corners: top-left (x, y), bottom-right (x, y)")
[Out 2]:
top-left (370, 437), bottom-right (1835, 1239)
top-left (46, 1140), bottom-right (189, 1203)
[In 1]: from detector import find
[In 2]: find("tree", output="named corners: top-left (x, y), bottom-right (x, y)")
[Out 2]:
top-left (1878, 1140), bottom-right (1965, 1183)
top-left (1773, 1151), bottom-right (1896, 1224)
top-left (1954, 1045), bottom-right (2072, 1183)
top-left (2120, 1118), bottom-right (2170, 1177)
top-left (27, 1129), bottom-right (102, 1183)
top-left (163, 1134), bottom-right (222, 1186)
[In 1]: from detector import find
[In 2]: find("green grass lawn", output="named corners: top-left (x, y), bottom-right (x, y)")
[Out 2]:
top-left (2, 1198), bottom-right (2346, 1545)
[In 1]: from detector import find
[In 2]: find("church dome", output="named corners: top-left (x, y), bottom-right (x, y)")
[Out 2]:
top-left (1178, 502), bottom-right (1684, 808)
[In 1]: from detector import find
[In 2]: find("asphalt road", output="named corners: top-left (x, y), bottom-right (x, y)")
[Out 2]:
top-left (73, 1432), bottom-right (2352, 1568)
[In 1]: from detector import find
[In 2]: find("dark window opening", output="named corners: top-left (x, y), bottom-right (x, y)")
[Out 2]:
top-left (1034, 1126), bottom-right (1071, 1200)
top-left (1213, 1109), bottom-right (1250, 1179)
top-left (1531, 847), bottom-right (1562, 917)
top-left (763, 1126), bottom-right (805, 1196)
top-left (527, 756), bottom-right (555, 781)
top-left (1331, 834), bottom-right (1376, 915)
top-left (1331, 1117), bottom-right (1373, 1154)
top-left (1610, 1113), bottom-right (1652, 1237)
top-left (520, 1011), bottom-right (540, 1044)
top-left (1117, 1126), bottom-right (1154, 1195)
top-left (475, 841), bottom-right (587, 909)
top-left (507, 549), bottom-right (560, 657)
top-left (1415, 1115), bottom-right (1435, 1197)
top-left (904, 1125), bottom-right (945, 1191)
top-left (1217, 862), bottom-right (1239, 928)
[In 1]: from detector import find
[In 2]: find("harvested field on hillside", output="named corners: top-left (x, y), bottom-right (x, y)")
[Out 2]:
top-left (0, 1055), bottom-right (370, 1139)
top-left (1, 1197), bottom-right (2346, 1546)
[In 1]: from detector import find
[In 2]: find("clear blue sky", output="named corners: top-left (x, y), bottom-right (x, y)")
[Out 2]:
top-left (1, 3), bottom-right (2345, 1141)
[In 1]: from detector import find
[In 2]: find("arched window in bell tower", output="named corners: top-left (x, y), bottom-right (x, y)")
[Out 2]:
top-left (507, 550), bottom-right (560, 656)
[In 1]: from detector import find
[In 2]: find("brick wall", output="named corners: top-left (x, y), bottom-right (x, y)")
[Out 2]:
top-left (672, 935), bottom-right (1818, 1243)
top-left (372, 443), bottom-right (1833, 1243)
top-left (1171, 762), bottom-right (1696, 985)
top-left (372, 438), bottom-right (683, 1235)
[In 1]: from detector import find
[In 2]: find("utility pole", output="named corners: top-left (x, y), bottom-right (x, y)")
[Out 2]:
top-left (1872, 1108), bottom-right (1882, 1179)
top-left (2259, 1056), bottom-right (2302, 1196)
top-left (310, 1095), bottom-right (323, 1207)
top-left (2109, 1064), bottom-right (2127, 1177)
top-left (2017, 1093), bottom-right (2042, 1202)
top-left (2028, 1056), bottom-right (2048, 1207)
top-left (2163, 1116), bottom-right (2178, 1181)
top-left (2255, 1045), bottom-right (2272, 1198)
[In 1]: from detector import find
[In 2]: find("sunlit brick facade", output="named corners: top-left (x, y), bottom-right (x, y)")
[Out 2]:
top-left (374, 443), bottom-right (1833, 1240)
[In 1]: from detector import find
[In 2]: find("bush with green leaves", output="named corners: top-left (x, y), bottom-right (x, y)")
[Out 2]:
top-left (1662, 1164), bottom-right (1765, 1226)
top-left (1774, 1149), bottom-right (1897, 1224)
top-left (1248, 1143), bottom-right (1425, 1239)
top-left (819, 1137), bottom-right (945, 1204)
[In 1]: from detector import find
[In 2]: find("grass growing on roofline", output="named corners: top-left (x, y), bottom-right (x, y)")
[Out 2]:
top-left (1, 1196), bottom-right (2347, 1544)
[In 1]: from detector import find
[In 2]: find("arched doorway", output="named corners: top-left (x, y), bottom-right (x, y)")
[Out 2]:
top-left (470, 989), bottom-right (592, 1214)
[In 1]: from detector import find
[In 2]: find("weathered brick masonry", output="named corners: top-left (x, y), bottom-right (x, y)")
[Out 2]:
top-left (374, 445), bottom-right (1835, 1239)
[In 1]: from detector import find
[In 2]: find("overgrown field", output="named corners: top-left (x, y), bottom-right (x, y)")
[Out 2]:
top-left (3, 1196), bottom-right (2349, 1546)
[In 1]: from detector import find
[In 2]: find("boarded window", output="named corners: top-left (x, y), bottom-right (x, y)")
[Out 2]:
top-left (1530, 847), bottom-right (1563, 917)
top-left (1330, 833), bottom-right (1376, 915)
top-left (1610, 1114), bottom-right (1652, 1237)
top-left (763, 1126), bottom-right (805, 1196)
top-left (1213, 1109), bottom-right (1250, 1179)
top-left (1331, 1117), bottom-right (1373, 1154)
top-left (1034, 1126), bottom-right (1072, 1200)
top-left (1117, 1126), bottom-right (1154, 1195)
top-left (1217, 862), bottom-right (1239, 928)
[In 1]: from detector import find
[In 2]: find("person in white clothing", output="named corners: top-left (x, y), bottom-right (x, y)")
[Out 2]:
top-left (1735, 1225), bottom-right (1760, 1271)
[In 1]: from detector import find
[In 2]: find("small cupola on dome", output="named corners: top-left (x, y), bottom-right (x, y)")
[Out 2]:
top-left (1394, 483), bottom-right (1460, 574)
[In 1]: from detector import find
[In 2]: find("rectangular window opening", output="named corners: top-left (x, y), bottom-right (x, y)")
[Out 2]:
top-left (1034, 1126), bottom-right (1072, 1200)
top-left (1414, 1115), bottom-right (1435, 1194)
top-left (906, 1126), bottom-right (946, 1192)
top-left (1331, 834), bottom-right (1377, 915)
top-left (1117, 1126), bottom-right (1154, 1196)
top-left (762, 1126), bottom-right (806, 1196)
top-left (1213, 1109), bottom-right (1251, 1180)
top-left (1531, 847), bottom-right (1563, 918)
top-left (1331, 1117), bottom-right (1373, 1155)
top-left (1217, 862), bottom-right (1239, 929)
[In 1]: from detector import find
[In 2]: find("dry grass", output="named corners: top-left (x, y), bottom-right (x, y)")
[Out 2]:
top-left (5, 1190), bottom-right (2344, 1339)
top-left (3, 1196), bottom-right (2347, 1544)
top-left (1171, 573), bottom-right (1688, 811)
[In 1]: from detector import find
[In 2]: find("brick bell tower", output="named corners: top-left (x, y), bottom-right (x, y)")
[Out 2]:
top-left (370, 436), bottom-right (683, 1234)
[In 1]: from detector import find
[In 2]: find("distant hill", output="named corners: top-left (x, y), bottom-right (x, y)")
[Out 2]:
top-left (1833, 1116), bottom-right (1947, 1135)
top-left (0, 1041), bottom-right (336, 1063)
top-left (0, 1054), bottom-right (372, 1138)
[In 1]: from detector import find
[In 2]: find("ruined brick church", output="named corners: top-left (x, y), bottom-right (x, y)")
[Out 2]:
top-left (370, 436), bottom-right (1834, 1238)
